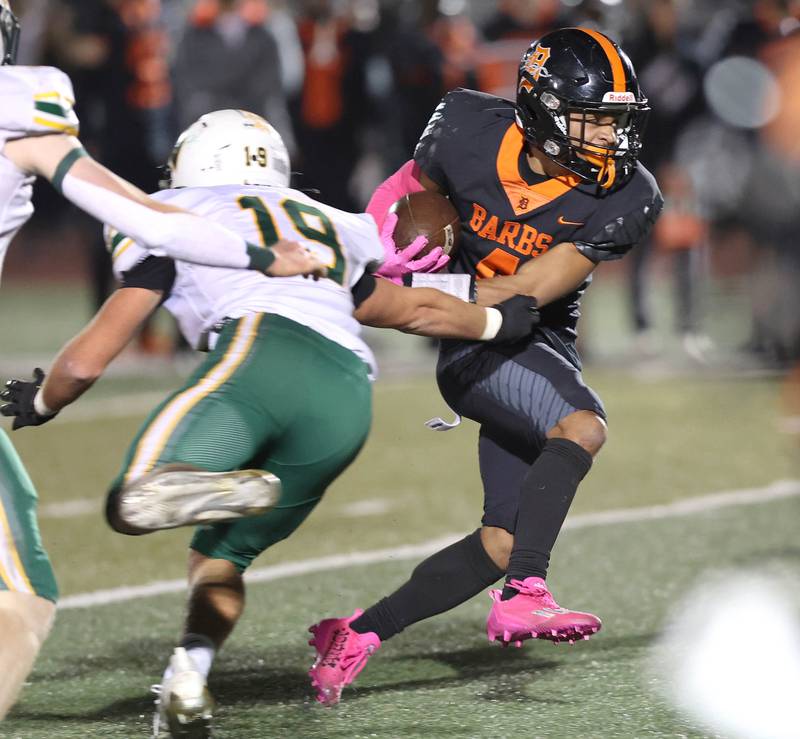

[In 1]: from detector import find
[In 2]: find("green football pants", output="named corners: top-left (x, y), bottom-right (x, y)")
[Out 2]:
top-left (109, 313), bottom-right (372, 571)
top-left (0, 429), bottom-right (58, 603)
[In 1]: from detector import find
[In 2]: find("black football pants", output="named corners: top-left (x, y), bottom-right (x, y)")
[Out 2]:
top-left (436, 335), bottom-right (605, 534)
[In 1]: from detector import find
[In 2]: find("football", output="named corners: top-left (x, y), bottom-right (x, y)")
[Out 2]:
top-left (389, 190), bottom-right (461, 259)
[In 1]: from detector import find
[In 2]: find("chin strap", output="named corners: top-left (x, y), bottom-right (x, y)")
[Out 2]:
top-left (424, 408), bottom-right (463, 432)
top-left (580, 146), bottom-right (617, 190)
top-left (596, 157), bottom-right (616, 189)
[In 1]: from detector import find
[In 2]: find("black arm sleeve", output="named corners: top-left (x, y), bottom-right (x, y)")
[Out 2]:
top-left (413, 95), bottom-right (450, 188)
top-left (351, 272), bottom-right (377, 309)
top-left (414, 89), bottom-right (487, 188)
top-left (414, 88), bottom-right (515, 194)
top-left (120, 256), bottom-right (176, 296)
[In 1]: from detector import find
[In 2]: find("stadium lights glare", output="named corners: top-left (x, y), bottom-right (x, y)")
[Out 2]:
top-left (653, 572), bottom-right (800, 739)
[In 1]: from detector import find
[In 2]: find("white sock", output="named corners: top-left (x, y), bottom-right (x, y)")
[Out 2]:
top-left (162, 634), bottom-right (216, 682)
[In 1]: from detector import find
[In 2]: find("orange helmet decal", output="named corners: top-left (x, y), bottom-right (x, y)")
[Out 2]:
top-left (518, 44), bottom-right (551, 93)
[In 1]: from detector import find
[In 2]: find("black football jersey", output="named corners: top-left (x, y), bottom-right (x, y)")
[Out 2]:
top-left (414, 88), bottom-right (663, 341)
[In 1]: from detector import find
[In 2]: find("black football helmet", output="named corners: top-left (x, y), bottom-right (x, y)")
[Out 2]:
top-left (516, 27), bottom-right (649, 189)
top-left (0, 0), bottom-right (20, 65)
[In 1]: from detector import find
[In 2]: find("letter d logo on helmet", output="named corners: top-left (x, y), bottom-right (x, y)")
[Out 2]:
top-left (519, 44), bottom-right (551, 93)
top-left (166, 109), bottom-right (291, 189)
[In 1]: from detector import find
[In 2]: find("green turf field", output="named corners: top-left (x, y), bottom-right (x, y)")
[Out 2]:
top-left (2, 364), bottom-right (798, 738)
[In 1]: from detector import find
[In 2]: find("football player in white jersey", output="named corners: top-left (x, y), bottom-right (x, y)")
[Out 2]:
top-left (1, 110), bottom-right (539, 736)
top-left (0, 0), bottom-right (327, 720)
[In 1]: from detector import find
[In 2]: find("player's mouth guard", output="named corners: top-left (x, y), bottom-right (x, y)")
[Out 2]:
top-left (580, 144), bottom-right (617, 189)
top-left (425, 407), bottom-right (462, 431)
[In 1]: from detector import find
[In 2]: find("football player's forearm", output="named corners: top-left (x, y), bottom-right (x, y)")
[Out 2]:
top-left (5, 137), bottom-right (272, 272)
top-left (41, 332), bottom-right (129, 411)
top-left (402, 305), bottom-right (487, 339)
top-left (40, 357), bottom-right (98, 412)
top-left (399, 288), bottom-right (488, 339)
top-left (40, 331), bottom-right (118, 411)
top-left (476, 243), bottom-right (596, 307)
top-left (476, 274), bottom-right (574, 308)
top-left (41, 289), bottom-right (161, 412)
top-left (357, 283), bottom-right (486, 338)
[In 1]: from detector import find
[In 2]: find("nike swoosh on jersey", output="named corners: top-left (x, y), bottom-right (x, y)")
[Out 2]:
top-left (557, 215), bottom-right (585, 226)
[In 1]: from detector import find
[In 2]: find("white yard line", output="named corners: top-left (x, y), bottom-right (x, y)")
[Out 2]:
top-left (57, 479), bottom-right (800, 611)
top-left (337, 499), bottom-right (397, 517)
top-left (43, 392), bottom-right (168, 424)
top-left (39, 499), bottom-right (98, 518)
top-left (1, 392), bottom-right (165, 435)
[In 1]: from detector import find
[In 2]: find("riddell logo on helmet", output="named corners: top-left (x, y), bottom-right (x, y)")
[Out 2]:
top-left (518, 45), bottom-right (551, 93)
top-left (602, 91), bottom-right (636, 103)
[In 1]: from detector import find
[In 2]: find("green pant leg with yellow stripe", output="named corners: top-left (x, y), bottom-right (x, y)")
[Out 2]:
top-left (109, 313), bottom-right (372, 571)
top-left (0, 430), bottom-right (58, 603)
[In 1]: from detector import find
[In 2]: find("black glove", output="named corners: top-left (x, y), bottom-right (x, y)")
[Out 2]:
top-left (489, 295), bottom-right (540, 344)
top-left (0, 368), bottom-right (56, 430)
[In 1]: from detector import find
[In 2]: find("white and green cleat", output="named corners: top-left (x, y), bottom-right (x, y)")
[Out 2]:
top-left (153, 648), bottom-right (215, 739)
top-left (117, 467), bottom-right (281, 533)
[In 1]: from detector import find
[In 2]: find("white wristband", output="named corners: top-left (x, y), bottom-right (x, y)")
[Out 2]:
top-left (480, 307), bottom-right (503, 341)
top-left (33, 391), bottom-right (55, 417)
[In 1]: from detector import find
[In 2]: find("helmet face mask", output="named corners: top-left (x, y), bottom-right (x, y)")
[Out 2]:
top-left (516, 28), bottom-right (650, 189)
top-left (0, 0), bottom-right (21, 66)
top-left (164, 109), bottom-right (291, 190)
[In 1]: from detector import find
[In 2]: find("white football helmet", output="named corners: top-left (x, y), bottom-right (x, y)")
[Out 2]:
top-left (166, 109), bottom-right (291, 189)
top-left (0, 0), bottom-right (21, 65)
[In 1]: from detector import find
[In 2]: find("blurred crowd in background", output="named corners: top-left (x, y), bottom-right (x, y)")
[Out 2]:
top-left (6, 0), bottom-right (800, 380)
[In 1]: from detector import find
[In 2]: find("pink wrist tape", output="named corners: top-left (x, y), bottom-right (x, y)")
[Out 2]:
top-left (366, 160), bottom-right (425, 230)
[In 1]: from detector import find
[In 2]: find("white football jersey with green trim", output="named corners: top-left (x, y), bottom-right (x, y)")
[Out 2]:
top-left (0, 66), bottom-right (79, 283)
top-left (108, 184), bottom-right (385, 375)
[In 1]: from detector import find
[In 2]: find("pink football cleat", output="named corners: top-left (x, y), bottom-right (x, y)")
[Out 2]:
top-left (486, 577), bottom-right (601, 647)
top-left (308, 609), bottom-right (381, 706)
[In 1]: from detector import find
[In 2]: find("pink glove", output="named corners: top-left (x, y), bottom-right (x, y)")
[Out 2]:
top-left (375, 212), bottom-right (451, 285)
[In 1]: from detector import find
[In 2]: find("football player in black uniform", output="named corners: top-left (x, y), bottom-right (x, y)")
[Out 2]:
top-left (308, 27), bottom-right (664, 706)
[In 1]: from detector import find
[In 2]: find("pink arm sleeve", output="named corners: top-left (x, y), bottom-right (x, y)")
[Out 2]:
top-left (366, 160), bottom-right (426, 231)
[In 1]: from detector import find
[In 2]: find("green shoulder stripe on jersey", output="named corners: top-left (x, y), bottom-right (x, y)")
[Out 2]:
top-left (109, 231), bottom-right (128, 255)
top-left (34, 100), bottom-right (70, 118)
top-left (51, 146), bottom-right (88, 194)
top-left (107, 230), bottom-right (136, 264)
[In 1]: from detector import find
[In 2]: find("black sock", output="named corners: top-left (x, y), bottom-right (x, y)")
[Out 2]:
top-left (351, 529), bottom-right (504, 641)
top-left (503, 438), bottom-right (592, 597)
